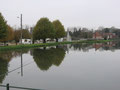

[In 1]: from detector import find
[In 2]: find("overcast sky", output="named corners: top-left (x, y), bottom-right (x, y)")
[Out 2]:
top-left (0, 0), bottom-right (120, 29)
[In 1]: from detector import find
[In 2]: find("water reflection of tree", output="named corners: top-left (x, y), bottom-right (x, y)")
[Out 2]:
top-left (0, 49), bottom-right (29, 61)
top-left (70, 43), bottom-right (93, 52)
top-left (69, 41), bottom-right (120, 51)
top-left (109, 41), bottom-right (120, 50)
top-left (0, 57), bottom-right (8, 83)
top-left (33, 48), bottom-right (66, 71)
top-left (0, 49), bottom-right (29, 84)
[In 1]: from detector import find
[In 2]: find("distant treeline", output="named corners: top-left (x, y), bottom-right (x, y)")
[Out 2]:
top-left (69, 27), bottom-right (93, 40)
top-left (68, 26), bottom-right (120, 40)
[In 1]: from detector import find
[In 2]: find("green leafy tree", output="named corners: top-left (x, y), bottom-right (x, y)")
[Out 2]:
top-left (7, 25), bottom-right (14, 41)
top-left (104, 28), bottom-right (110, 33)
top-left (69, 27), bottom-right (93, 40)
top-left (0, 25), bottom-right (14, 44)
top-left (33, 18), bottom-right (54, 43)
top-left (14, 29), bottom-right (31, 45)
top-left (52, 20), bottom-right (65, 42)
top-left (0, 13), bottom-right (7, 39)
top-left (14, 30), bottom-right (21, 45)
top-left (22, 29), bottom-right (31, 39)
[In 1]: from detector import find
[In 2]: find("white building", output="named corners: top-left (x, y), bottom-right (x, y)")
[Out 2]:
top-left (20, 39), bottom-right (32, 44)
top-left (58, 38), bottom-right (64, 42)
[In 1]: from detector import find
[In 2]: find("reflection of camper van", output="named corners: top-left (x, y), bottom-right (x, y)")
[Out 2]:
top-left (0, 43), bottom-right (4, 46)
top-left (20, 39), bottom-right (31, 44)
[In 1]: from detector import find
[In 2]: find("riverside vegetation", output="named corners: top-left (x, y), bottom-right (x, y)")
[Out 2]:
top-left (0, 12), bottom-right (114, 51)
top-left (0, 40), bottom-right (111, 51)
top-left (0, 12), bottom-right (66, 45)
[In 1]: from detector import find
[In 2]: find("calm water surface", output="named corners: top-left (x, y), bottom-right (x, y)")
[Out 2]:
top-left (0, 42), bottom-right (120, 90)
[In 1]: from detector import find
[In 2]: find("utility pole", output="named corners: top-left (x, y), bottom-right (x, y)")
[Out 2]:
top-left (20, 14), bottom-right (23, 44)
top-left (17, 14), bottom-right (23, 76)
top-left (20, 14), bottom-right (23, 76)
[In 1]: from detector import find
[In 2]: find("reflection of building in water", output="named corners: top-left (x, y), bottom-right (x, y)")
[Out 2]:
top-left (93, 42), bottom-right (116, 51)
top-left (66, 41), bottom-right (120, 52)
top-left (67, 29), bottom-right (71, 41)
top-left (93, 43), bottom-right (103, 51)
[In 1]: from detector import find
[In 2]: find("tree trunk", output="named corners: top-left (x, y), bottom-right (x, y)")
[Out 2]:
top-left (16, 41), bottom-right (18, 45)
top-left (56, 38), bottom-right (58, 42)
top-left (43, 39), bottom-right (46, 43)
top-left (56, 45), bottom-right (59, 48)
top-left (32, 39), bottom-right (34, 44)
top-left (4, 41), bottom-right (6, 46)
top-left (43, 47), bottom-right (46, 50)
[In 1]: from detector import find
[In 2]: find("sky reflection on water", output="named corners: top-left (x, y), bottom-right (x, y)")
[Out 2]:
top-left (0, 42), bottom-right (120, 90)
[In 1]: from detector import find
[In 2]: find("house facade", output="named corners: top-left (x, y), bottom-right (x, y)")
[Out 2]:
top-left (103, 33), bottom-right (116, 39)
top-left (93, 32), bottom-right (116, 40)
top-left (93, 32), bottom-right (104, 39)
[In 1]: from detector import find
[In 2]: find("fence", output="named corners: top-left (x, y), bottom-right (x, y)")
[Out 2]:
top-left (0, 83), bottom-right (44, 90)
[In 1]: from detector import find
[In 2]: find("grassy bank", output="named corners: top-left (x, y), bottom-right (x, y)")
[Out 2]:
top-left (0, 40), bottom-right (111, 51)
